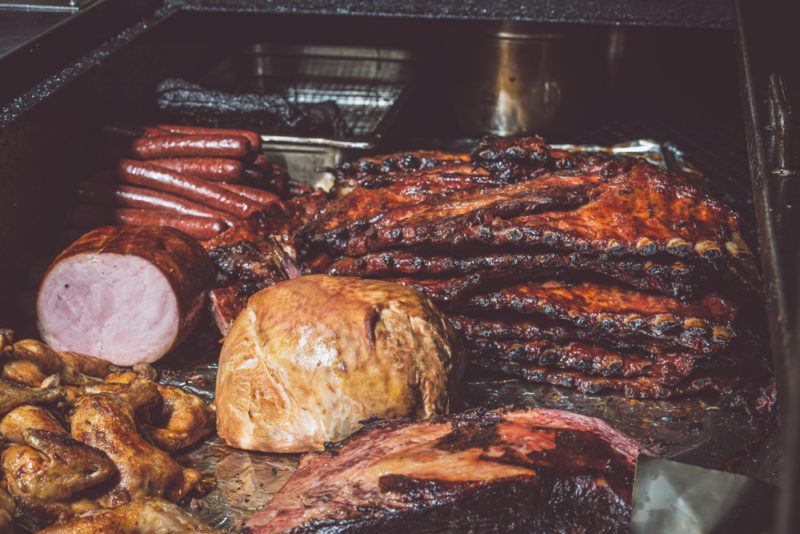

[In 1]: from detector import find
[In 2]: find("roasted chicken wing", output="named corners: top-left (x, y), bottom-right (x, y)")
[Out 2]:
top-left (148, 384), bottom-right (214, 452)
top-left (71, 391), bottom-right (201, 506)
top-left (37, 497), bottom-right (221, 534)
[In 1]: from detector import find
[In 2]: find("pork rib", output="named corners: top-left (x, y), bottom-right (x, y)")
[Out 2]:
top-left (466, 337), bottom-right (737, 383)
top-left (477, 359), bottom-right (740, 399)
top-left (246, 407), bottom-right (644, 534)
top-left (307, 171), bottom-right (597, 253)
top-left (463, 280), bottom-right (736, 354)
top-left (329, 250), bottom-right (703, 299)
top-left (308, 157), bottom-right (747, 271)
top-left (448, 313), bottom-right (689, 353)
top-left (333, 150), bottom-right (472, 193)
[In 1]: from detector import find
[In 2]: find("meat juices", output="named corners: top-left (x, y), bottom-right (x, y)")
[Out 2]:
top-left (37, 226), bottom-right (214, 365)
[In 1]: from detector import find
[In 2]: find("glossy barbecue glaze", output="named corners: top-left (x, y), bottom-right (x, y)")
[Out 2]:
top-left (328, 250), bottom-right (704, 299)
top-left (464, 280), bottom-right (736, 354)
top-left (308, 139), bottom-right (746, 271)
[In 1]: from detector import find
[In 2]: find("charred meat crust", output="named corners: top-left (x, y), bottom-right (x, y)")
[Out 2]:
top-left (448, 313), bottom-right (705, 354)
top-left (328, 250), bottom-right (704, 300)
top-left (462, 281), bottom-right (736, 354)
top-left (477, 359), bottom-right (742, 399)
top-left (465, 337), bottom-right (740, 382)
top-left (245, 407), bottom-right (642, 534)
top-left (306, 139), bottom-right (745, 274)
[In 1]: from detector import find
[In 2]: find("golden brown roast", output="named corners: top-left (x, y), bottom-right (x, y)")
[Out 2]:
top-left (216, 274), bottom-right (464, 453)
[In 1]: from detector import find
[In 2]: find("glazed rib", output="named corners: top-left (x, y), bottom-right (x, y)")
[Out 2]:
top-left (477, 359), bottom-right (740, 399)
top-left (467, 337), bottom-right (739, 382)
top-left (448, 313), bottom-right (680, 353)
top-left (307, 157), bottom-right (747, 270)
top-left (329, 250), bottom-right (703, 299)
top-left (463, 280), bottom-right (736, 353)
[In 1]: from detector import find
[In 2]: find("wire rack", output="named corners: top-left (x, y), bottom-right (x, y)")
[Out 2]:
top-left (275, 81), bottom-right (405, 138)
top-left (205, 44), bottom-right (415, 144)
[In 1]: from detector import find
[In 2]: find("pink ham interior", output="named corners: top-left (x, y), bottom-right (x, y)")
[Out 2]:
top-left (37, 253), bottom-right (180, 365)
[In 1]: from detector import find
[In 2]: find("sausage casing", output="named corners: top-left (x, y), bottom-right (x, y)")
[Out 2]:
top-left (148, 158), bottom-right (245, 183)
top-left (117, 160), bottom-right (261, 218)
top-left (68, 206), bottom-right (226, 241)
top-left (146, 125), bottom-right (261, 154)
top-left (217, 183), bottom-right (280, 206)
top-left (77, 182), bottom-right (238, 226)
top-left (132, 135), bottom-right (251, 160)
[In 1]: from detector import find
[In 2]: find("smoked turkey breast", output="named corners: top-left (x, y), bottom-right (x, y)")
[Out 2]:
top-left (216, 274), bottom-right (463, 453)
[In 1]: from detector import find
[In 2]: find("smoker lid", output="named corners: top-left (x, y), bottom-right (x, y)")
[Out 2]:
top-left (165, 0), bottom-right (734, 29)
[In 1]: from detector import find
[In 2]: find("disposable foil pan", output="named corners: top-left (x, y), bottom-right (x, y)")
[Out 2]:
top-left (154, 140), bottom-right (772, 532)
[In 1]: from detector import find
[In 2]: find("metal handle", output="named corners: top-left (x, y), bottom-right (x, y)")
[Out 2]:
top-left (764, 72), bottom-right (800, 534)
top-left (767, 73), bottom-right (795, 177)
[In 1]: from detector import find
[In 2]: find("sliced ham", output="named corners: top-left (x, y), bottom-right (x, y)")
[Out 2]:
top-left (37, 226), bottom-right (214, 365)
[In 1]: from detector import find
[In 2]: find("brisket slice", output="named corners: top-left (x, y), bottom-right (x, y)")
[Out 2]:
top-left (245, 407), bottom-right (644, 534)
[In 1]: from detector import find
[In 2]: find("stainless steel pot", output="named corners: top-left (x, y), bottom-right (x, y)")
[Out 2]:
top-left (447, 23), bottom-right (586, 136)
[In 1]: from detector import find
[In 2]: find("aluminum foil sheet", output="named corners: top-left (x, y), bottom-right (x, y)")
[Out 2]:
top-left (155, 140), bottom-right (774, 532)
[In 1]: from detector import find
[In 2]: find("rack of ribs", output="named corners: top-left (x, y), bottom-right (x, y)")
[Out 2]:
top-left (245, 407), bottom-right (645, 534)
top-left (303, 135), bottom-right (763, 399)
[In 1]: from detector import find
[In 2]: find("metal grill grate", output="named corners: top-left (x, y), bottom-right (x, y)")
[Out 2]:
top-left (263, 81), bottom-right (405, 138)
top-left (203, 43), bottom-right (416, 144)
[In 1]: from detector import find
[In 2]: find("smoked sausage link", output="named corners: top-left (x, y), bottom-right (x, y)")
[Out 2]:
top-left (117, 160), bottom-right (262, 218)
top-left (148, 158), bottom-right (245, 183)
top-left (146, 125), bottom-right (261, 155)
top-left (217, 183), bottom-right (280, 206)
top-left (68, 205), bottom-right (226, 241)
top-left (77, 181), bottom-right (238, 226)
top-left (132, 134), bottom-right (251, 160)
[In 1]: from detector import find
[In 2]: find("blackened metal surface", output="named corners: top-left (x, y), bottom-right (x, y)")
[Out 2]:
top-left (735, 0), bottom-right (800, 532)
top-left (165, 0), bottom-right (735, 29)
top-left (0, 0), bottom-right (162, 115)
top-left (0, 9), bottom-right (70, 59)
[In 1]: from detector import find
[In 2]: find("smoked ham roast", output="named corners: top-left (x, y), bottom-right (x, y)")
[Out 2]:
top-left (37, 226), bottom-right (214, 365)
top-left (216, 274), bottom-right (463, 453)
